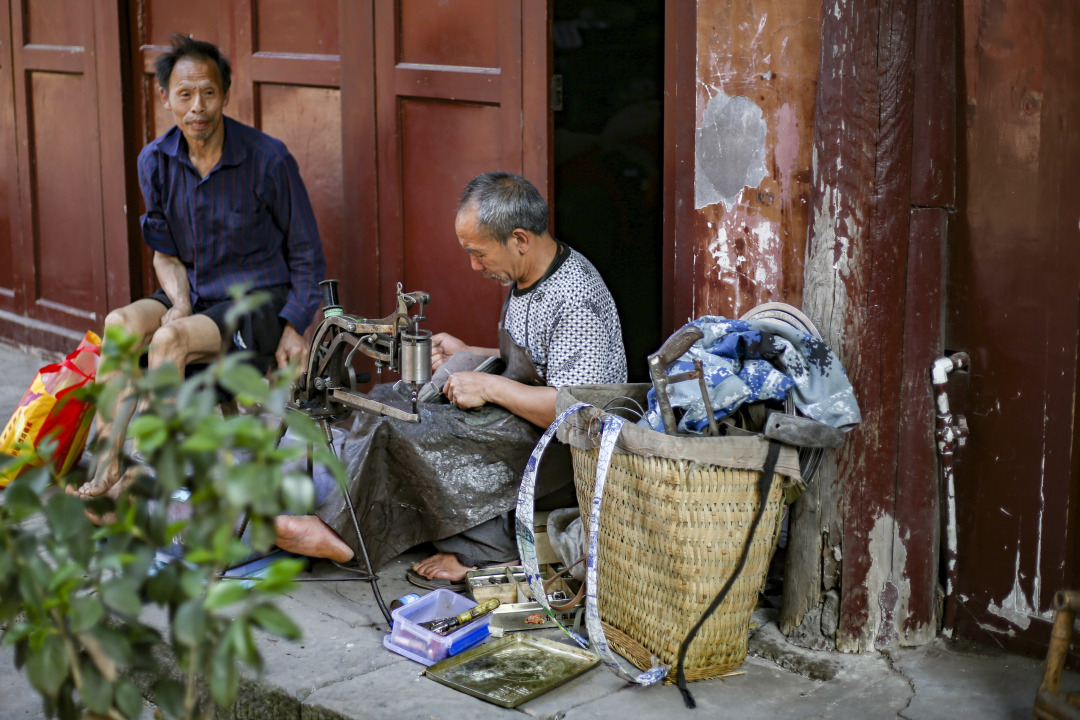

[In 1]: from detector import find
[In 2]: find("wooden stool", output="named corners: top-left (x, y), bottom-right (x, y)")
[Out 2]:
top-left (1034, 590), bottom-right (1080, 719)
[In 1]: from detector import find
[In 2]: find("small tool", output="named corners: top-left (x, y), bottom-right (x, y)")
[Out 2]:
top-left (647, 325), bottom-right (719, 436)
top-left (421, 598), bottom-right (501, 635)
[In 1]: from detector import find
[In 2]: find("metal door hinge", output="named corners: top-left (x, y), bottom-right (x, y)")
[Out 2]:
top-left (551, 74), bottom-right (563, 111)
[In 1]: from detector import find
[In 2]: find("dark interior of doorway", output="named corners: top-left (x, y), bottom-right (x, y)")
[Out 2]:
top-left (552, 1), bottom-right (663, 383)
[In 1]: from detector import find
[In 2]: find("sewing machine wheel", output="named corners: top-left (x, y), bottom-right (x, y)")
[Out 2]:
top-left (306, 326), bottom-right (358, 421)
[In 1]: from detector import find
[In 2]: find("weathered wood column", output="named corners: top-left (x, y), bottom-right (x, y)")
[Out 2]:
top-left (782, 0), bottom-right (955, 650)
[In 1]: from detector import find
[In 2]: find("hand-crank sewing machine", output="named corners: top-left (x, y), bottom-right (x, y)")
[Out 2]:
top-left (290, 279), bottom-right (433, 424)
top-left (285, 278), bottom-right (434, 625)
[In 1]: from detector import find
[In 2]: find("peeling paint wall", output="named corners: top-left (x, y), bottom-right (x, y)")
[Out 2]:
top-left (690, 0), bottom-right (820, 320)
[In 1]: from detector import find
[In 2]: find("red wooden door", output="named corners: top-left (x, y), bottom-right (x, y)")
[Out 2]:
top-left (373, 0), bottom-right (551, 347)
top-left (0, 0), bottom-right (15, 310)
top-left (947, 0), bottom-right (1080, 655)
top-left (1, 0), bottom-right (129, 351)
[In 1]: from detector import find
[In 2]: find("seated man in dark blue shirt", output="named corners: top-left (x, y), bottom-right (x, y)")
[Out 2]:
top-left (72, 35), bottom-right (325, 498)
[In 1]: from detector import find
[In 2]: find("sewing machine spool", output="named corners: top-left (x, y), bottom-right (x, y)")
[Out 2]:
top-left (400, 329), bottom-right (432, 386)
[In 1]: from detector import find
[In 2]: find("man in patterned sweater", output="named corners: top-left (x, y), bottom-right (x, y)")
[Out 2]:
top-left (275, 172), bottom-right (626, 584)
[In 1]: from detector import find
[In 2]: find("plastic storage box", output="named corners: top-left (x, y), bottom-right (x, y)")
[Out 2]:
top-left (382, 588), bottom-right (490, 665)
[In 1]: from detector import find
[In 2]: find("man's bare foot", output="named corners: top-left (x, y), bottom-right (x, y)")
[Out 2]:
top-left (79, 467), bottom-right (142, 525)
top-left (69, 460), bottom-right (126, 499)
top-left (274, 515), bottom-right (354, 563)
top-left (412, 553), bottom-right (477, 583)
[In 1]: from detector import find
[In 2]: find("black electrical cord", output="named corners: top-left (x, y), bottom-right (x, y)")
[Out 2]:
top-left (674, 440), bottom-right (780, 709)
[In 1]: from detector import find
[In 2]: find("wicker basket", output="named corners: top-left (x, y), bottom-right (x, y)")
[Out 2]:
top-left (556, 384), bottom-right (801, 683)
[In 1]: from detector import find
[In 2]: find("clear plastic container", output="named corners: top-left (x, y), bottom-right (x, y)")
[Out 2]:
top-left (382, 588), bottom-right (490, 665)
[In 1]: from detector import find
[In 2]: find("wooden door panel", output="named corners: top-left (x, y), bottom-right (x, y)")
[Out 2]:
top-left (259, 83), bottom-right (344, 277)
top-left (24, 0), bottom-right (83, 44)
top-left (400, 99), bottom-right (504, 342)
top-left (0, 0), bottom-right (17, 307)
top-left (376, 0), bottom-right (544, 349)
top-left (141, 0), bottom-right (222, 47)
top-left (254, 0), bottom-right (339, 54)
top-left (399, 0), bottom-right (501, 66)
top-left (10, 0), bottom-right (107, 332)
top-left (29, 72), bottom-right (100, 313)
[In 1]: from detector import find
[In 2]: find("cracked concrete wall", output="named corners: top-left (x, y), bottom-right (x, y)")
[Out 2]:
top-left (689, 0), bottom-right (820, 320)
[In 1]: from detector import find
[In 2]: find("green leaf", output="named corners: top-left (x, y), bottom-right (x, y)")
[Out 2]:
top-left (0, 587), bottom-right (21, 624)
top-left (222, 463), bottom-right (259, 507)
top-left (3, 621), bottom-right (34, 645)
top-left (115, 677), bottom-right (143, 720)
top-left (152, 442), bottom-right (183, 494)
top-left (204, 580), bottom-right (248, 610)
top-left (146, 562), bottom-right (180, 604)
top-left (2, 475), bottom-right (44, 515)
top-left (209, 644), bottom-right (239, 707)
top-left (128, 414), bottom-right (169, 453)
top-left (100, 577), bottom-right (142, 619)
top-left (281, 471), bottom-right (315, 515)
top-left (26, 632), bottom-right (69, 697)
top-left (153, 678), bottom-right (185, 720)
top-left (172, 599), bottom-right (207, 647)
top-left (219, 361), bottom-right (270, 404)
top-left (179, 431), bottom-right (217, 453)
top-left (179, 568), bottom-right (207, 599)
top-left (68, 595), bottom-right (104, 633)
top-left (226, 617), bottom-right (259, 667)
top-left (78, 659), bottom-right (113, 714)
top-left (285, 413), bottom-right (328, 445)
top-left (250, 603), bottom-right (302, 640)
top-left (17, 558), bottom-right (49, 614)
top-left (43, 493), bottom-right (92, 543)
top-left (0, 548), bottom-right (13, 581)
top-left (83, 625), bottom-right (134, 670)
top-left (45, 561), bottom-right (84, 599)
top-left (255, 557), bottom-right (303, 595)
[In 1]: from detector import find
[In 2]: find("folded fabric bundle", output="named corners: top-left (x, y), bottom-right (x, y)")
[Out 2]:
top-left (639, 316), bottom-right (861, 435)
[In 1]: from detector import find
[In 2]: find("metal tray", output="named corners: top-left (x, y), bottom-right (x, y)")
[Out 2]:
top-left (424, 633), bottom-right (599, 708)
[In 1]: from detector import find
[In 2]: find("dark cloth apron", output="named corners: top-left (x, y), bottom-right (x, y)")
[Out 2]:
top-left (316, 290), bottom-right (575, 570)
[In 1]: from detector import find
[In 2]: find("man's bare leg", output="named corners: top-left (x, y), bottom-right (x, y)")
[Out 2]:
top-left (73, 304), bottom-right (219, 497)
top-left (412, 553), bottom-right (476, 583)
top-left (71, 300), bottom-right (163, 497)
top-left (274, 515), bottom-right (354, 563)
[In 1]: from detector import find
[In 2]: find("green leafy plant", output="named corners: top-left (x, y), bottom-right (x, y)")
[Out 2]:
top-left (0, 294), bottom-right (344, 720)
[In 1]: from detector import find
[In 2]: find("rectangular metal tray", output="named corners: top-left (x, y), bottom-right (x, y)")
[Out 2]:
top-left (424, 633), bottom-right (599, 708)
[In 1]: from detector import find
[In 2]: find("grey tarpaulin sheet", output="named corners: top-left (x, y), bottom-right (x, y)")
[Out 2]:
top-left (315, 382), bottom-right (572, 571)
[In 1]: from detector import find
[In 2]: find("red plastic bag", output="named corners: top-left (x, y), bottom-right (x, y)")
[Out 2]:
top-left (0, 331), bottom-right (101, 486)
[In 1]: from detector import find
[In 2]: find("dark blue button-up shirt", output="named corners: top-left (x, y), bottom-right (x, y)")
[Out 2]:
top-left (137, 115), bottom-right (326, 333)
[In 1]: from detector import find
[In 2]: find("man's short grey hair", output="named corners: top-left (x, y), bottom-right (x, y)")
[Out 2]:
top-left (458, 172), bottom-right (548, 245)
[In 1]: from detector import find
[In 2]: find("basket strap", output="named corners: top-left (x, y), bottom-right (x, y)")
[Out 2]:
top-left (674, 438), bottom-right (781, 709)
top-left (516, 403), bottom-right (670, 686)
top-left (516, 401), bottom-right (591, 647)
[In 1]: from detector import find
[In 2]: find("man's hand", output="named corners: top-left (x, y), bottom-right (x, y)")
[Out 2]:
top-left (443, 372), bottom-right (558, 427)
top-left (430, 332), bottom-right (469, 371)
top-left (161, 301), bottom-right (193, 326)
top-left (442, 370), bottom-right (492, 409)
top-left (275, 323), bottom-right (308, 372)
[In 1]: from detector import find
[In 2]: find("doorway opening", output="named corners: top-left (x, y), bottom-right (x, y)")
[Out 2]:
top-left (551, 1), bottom-right (664, 383)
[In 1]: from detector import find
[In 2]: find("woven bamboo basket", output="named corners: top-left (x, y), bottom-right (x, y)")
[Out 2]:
top-left (557, 384), bottom-right (801, 683)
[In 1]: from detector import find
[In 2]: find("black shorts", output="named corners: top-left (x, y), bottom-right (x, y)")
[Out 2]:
top-left (147, 284), bottom-right (289, 374)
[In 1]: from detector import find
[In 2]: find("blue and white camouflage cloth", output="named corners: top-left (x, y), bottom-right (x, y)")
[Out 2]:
top-left (639, 316), bottom-right (861, 434)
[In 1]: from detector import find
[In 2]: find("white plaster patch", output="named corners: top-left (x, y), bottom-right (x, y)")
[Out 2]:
top-left (695, 92), bottom-right (769, 211)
